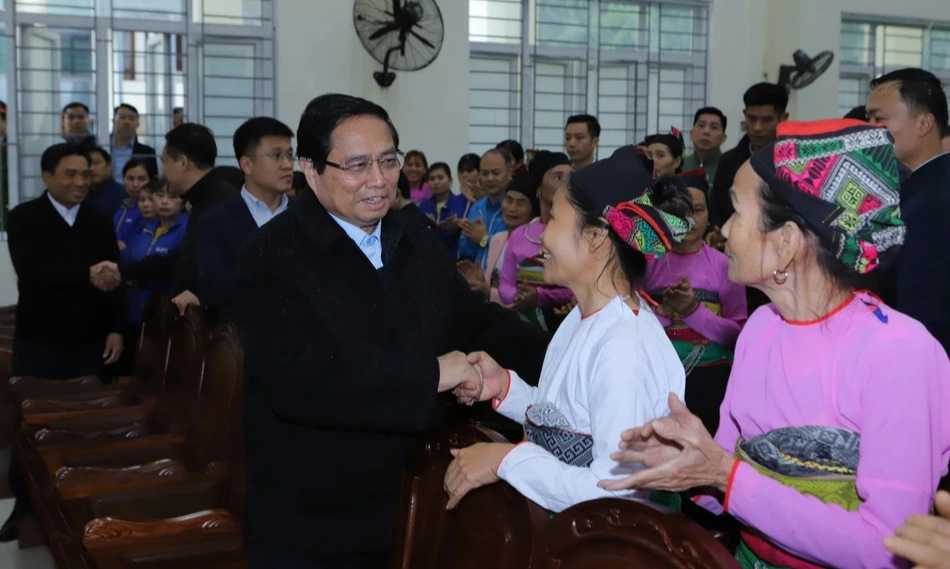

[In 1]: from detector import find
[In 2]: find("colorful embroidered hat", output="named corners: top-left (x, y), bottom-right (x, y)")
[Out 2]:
top-left (604, 192), bottom-right (693, 261)
top-left (571, 145), bottom-right (692, 260)
top-left (750, 119), bottom-right (905, 275)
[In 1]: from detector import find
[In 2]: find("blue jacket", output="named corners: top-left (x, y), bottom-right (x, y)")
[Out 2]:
top-left (418, 192), bottom-right (469, 258)
top-left (113, 201), bottom-right (143, 245)
top-left (87, 178), bottom-right (127, 217)
top-left (196, 194), bottom-right (296, 322)
top-left (123, 214), bottom-right (189, 323)
top-left (456, 195), bottom-right (507, 269)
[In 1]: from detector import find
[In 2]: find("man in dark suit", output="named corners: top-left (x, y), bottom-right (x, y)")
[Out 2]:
top-left (707, 83), bottom-right (789, 232)
top-left (2, 143), bottom-right (125, 541)
top-left (92, 123), bottom-right (235, 314)
top-left (867, 68), bottom-right (950, 356)
top-left (110, 103), bottom-right (158, 181)
top-left (235, 94), bottom-right (549, 569)
top-left (197, 117), bottom-right (295, 321)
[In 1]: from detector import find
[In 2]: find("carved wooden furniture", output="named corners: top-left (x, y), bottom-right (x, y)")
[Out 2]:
top-left (390, 423), bottom-right (549, 569)
top-left (60, 322), bottom-right (247, 569)
top-left (529, 498), bottom-right (740, 569)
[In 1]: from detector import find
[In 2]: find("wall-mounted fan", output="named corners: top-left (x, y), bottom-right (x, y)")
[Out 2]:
top-left (353, 0), bottom-right (445, 88)
top-left (777, 49), bottom-right (835, 92)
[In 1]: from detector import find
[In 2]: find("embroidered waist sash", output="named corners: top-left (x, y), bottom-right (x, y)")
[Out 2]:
top-left (733, 426), bottom-right (860, 569)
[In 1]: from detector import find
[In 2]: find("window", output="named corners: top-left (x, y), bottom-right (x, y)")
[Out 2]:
top-left (0, 0), bottom-right (275, 233)
top-left (468, 0), bottom-right (709, 157)
top-left (839, 16), bottom-right (950, 118)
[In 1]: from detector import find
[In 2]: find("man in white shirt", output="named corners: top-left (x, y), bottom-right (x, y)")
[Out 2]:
top-left (195, 117), bottom-right (294, 320)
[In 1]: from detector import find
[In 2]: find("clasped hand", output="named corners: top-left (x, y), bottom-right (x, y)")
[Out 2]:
top-left (436, 350), bottom-right (510, 406)
top-left (90, 261), bottom-right (121, 291)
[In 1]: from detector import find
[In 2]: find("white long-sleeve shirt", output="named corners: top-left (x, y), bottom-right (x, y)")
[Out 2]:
top-left (494, 295), bottom-right (686, 512)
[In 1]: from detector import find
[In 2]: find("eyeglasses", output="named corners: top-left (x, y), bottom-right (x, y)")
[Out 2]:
top-left (252, 151), bottom-right (296, 164)
top-left (324, 151), bottom-right (404, 181)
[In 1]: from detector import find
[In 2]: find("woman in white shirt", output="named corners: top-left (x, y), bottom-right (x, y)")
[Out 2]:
top-left (444, 147), bottom-right (691, 513)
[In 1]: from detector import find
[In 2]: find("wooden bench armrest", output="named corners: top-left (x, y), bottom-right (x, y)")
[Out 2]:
top-left (82, 509), bottom-right (239, 550)
top-left (55, 458), bottom-right (190, 500)
top-left (41, 411), bottom-right (151, 431)
top-left (88, 481), bottom-right (222, 521)
top-left (21, 394), bottom-right (127, 414)
top-left (21, 400), bottom-right (155, 425)
top-left (32, 422), bottom-right (149, 447)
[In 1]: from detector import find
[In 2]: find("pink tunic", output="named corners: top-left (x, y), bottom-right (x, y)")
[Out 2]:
top-left (410, 182), bottom-right (432, 203)
top-left (698, 292), bottom-right (950, 569)
top-left (499, 219), bottom-right (574, 309)
top-left (643, 243), bottom-right (747, 352)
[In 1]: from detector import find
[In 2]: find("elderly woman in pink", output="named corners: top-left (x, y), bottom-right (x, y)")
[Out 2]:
top-left (600, 119), bottom-right (950, 569)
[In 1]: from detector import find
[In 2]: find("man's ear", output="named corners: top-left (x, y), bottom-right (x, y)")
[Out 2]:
top-left (300, 158), bottom-right (320, 194)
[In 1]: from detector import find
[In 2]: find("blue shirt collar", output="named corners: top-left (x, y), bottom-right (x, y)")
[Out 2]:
top-left (327, 211), bottom-right (384, 269)
top-left (241, 186), bottom-right (289, 228)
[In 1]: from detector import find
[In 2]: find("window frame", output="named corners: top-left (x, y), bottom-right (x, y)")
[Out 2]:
top-left (468, 0), bottom-right (709, 157)
top-left (0, 0), bottom-right (275, 231)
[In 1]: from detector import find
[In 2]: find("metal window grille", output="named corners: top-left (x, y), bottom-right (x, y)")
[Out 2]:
top-left (839, 16), bottom-right (950, 119)
top-left (0, 0), bottom-right (275, 233)
top-left (469, 0), bottom-right (708, 158)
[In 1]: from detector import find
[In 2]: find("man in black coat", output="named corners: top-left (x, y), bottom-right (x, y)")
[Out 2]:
top-left (234, 94), bottom-right (549, 569)
top-left (197, 116), bottom-right (295, 321)
top-left (707, 83), bottom-right (789, 231)
top-left (867, 68), bottom-right (950, 356)
top-left (92, 123), bottom-right (235, 314)
top-left (3, 143), bottom-right (125, 541)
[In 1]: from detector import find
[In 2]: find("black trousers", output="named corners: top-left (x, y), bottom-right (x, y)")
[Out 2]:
top-left (11, 340), bottom-right (104, 380)
top-left (684, 363), bottom-right (732, 436)
top-left (246, 548), bottom-right (389, 569)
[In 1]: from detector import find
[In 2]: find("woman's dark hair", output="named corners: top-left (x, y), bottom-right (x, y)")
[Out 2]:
top-left (144, 177), bottom-right (167, 194)
top-left (650, 175), bottom-right (694, 217)
top-left (397, 171), bottom-right (411, 200)
top-left (122, 157), bottom-right (152, 178)
top-left (428, 162), bottom-right (452, 179)
top-left (757, 179), bottom-right (870, 290)
top-left (457, 153), bottom-right (480, 173)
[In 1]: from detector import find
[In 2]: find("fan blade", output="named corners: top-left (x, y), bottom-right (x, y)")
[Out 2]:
top-left (409, 29), bottom-right (435, 49)
top-left (369, 22), bottom-right (401, 41)
top-left (392, 0), bottom-right (401, 15)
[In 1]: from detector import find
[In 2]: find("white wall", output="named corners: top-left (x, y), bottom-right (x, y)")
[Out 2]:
top-left (274, 0), bottom-right (470, 172)
top-left (710, 0), bottom-right (950, 148)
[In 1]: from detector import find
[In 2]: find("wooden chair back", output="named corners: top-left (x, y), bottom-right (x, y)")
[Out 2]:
top-left (390, 423), bottom-right (548, 569)
top-left (132, 294), bottom-right (177, 392)
top-left (529, 498), bottom-right (740, 569)
top-left (182, 321), bottom-right (243, 475)
top-left (152, 306), bottom-right (208, 434)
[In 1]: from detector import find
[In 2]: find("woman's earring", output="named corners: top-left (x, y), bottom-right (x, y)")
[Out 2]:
top-left (772, 268), bottom-right (789, 285)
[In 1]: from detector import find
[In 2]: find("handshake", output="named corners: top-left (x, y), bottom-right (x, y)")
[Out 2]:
top-left (436, 350), bottom-right (509, 406)
top-left (90, 261), bottom-right (122, 292)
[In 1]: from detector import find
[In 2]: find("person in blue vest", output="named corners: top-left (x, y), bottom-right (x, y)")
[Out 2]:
top-left (123, 178), bottom-right (188, 326)
top-left (113, 157), bottom-right (153, 247)
top-left (457, 148), bottom-right (513, 268)
top-left (196, 117), bottom-right (295, 321)
top-left (418, 162), bottom-right (468, 257)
